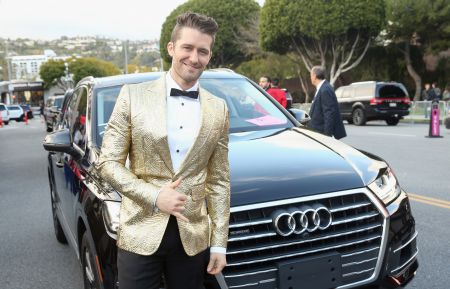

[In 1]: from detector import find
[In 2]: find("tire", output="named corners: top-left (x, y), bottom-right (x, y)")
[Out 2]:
top-left (386, 117), bottom-right (399, 126)
top-left (4, 121), bottom-right (8, 125)
top-left (347, 118), bottom-right (354, 124)
top-left (50, 179), bottom-right (68, 244)
top-left (81, 232), bottom-right (102, 289)
top-left (352, 108), bottom-right (366, 126)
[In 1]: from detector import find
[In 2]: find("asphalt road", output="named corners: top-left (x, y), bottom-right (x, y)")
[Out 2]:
top-left (341, 121), bottom-right (450, 289)
top-left (1, 118), bottom-right (449, 288)
top-left (0, 119), bottom-right (83, 289)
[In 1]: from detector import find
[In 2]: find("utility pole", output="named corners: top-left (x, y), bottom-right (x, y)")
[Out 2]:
top-left (124, 40), bottom-right (128, 74)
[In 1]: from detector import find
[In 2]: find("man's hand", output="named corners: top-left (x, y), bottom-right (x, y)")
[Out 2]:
top-left (207, 253), bottom-right (226, 275)
top-left (155, 178), bottom-right (189, 222)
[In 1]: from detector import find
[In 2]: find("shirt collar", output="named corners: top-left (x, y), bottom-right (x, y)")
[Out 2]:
top-left (314, 80), bottom-right (325, 97)
top-left (166, 70), bottom-right (200, 101)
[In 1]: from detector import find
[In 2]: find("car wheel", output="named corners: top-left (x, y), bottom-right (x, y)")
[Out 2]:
top-left (81, 232), bottom-right (102, 289)
top-left (347, 118), bottom-right (354, 124)
top-left (49, 184), bottom-right (68, 244)
top-left (352, 108), bottom-right (366, 126)
top-left (386, 117), bottom-right (399, 126)
top-left (4, 121), bottom-right (9, 125)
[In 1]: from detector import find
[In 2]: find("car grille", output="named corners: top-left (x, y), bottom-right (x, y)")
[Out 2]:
top-left (224, 190), bottom-right (385, 289)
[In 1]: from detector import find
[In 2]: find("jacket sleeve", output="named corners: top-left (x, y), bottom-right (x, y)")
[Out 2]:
top-left (321, 86), bottom-right (339, 137)
top-left (206, 103), bottom-right (231, 249)
top-left (96, 84), bottom-right (160, 208)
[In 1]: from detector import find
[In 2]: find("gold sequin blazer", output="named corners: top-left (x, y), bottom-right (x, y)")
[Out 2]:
top-left (96, 74), bottom-right (230, 256)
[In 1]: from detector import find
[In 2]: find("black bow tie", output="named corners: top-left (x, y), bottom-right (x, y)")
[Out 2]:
top-left (170, 88), bottom-right (199, 99)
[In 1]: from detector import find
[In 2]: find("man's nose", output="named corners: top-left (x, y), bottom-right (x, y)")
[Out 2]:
top-left (189, 50), bottom-right (199, 64)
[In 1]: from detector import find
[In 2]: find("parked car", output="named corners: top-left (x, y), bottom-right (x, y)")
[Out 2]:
top-left (6, 105), bottom-right (24, 121)
top-left (20, 104), bottom-right (34, 119)
top-left (282, 88), bottom-right (293, 109)
top-left (335, 81), bottom-right (411, 126)
top-left (43, 70), bottom-right (418, 289)
top-left (0, 103), bottom-right (10, 125)
top-left (44, 95), bottom-right (65, 131)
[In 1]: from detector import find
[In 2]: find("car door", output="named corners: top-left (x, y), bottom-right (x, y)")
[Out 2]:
top-left (339, 87), bottom-right (354, 119)
top-left (50, 86), bottom-right (88, 248)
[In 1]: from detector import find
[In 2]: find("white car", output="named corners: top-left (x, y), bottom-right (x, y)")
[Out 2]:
top-left (0, 103), bottom-right (10, 125)
top-left (7, 105), bottom-right (24, 121)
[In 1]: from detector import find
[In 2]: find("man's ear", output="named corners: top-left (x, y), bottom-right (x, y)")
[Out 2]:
top-left (167, 42), bottom-right (174, 57)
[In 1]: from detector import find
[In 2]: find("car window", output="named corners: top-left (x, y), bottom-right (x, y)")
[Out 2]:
top-left (0, 105), bottom-right (6, 111)
top-left (71, 88), bottom-right (88, 149)
top-left (378, 85), bottom-right (407, 98)
top-left (94, 78), bottom-right (293, 147)
top-left (354, 85), bottom-right (374, 97)
top-left (342, 87), bottom-right (353, 98)
top-left (7, 106), bottom-right (20, 110)
top-left (54, 97), bottom-right (64, 109)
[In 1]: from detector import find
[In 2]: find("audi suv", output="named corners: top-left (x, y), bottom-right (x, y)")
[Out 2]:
top-left (43, 70), bottom-right (418, 289)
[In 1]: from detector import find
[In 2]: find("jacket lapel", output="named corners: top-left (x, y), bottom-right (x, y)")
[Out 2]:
top-left (145, 74), bottom-right (174, 175)
top-left (175, 87), bottom-right (215, 177)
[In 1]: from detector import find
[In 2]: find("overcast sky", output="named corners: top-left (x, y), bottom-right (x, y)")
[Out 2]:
top-left (0, 0), bottom-right (264, 41)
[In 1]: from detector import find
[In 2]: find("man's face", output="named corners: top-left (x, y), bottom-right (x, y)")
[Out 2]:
top-left (310, 71), bottom-right (317, 86)
top-left (259, 77), bottom-right (270, 90)
top-left (167, 27), bottom-right (213, 89)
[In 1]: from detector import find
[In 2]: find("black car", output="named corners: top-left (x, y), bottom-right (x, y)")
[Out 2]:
top-left (43, 70), bottom-right (418, 289)
top-left (335, 81), bottom-right (411, 126)
top-left (20, 105), bottom-right (34, 119)
top-left (44, 95), bottom-right (65, 131)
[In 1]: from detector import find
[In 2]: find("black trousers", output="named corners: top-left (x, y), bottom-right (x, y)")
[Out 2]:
top-left (118, 216), bottom-right (209, 289)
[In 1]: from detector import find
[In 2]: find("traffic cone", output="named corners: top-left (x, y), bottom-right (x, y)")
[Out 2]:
top-left (24, 111), bottom-right (28, 125)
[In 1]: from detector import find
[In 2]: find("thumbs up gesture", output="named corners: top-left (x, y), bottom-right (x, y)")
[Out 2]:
top-left (155, 178), bottom-right (189, 222)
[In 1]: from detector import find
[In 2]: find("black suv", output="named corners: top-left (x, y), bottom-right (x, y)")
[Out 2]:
top-left (44, 95), bottom-right (65, 131)
top-left (335, 81), bottom-right (411, 126)
top-left (43, 70), bottom-right (418, 289)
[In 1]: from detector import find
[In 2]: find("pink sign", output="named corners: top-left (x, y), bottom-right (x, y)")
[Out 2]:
top-left (245, 115), bottom-right (287, 126)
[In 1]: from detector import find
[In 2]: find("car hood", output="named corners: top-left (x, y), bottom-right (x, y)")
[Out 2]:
top-left (229, 127), bottom-right (386, 207)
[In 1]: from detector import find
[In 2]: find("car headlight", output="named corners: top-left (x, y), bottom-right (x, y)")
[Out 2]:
top-left (368, 167), bottom-right (401, 204)
top-left (102, 200), bottom-right (121, 239)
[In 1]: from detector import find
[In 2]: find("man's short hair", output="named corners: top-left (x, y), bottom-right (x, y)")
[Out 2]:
top-left (311, 66), bottom-right (326, 80)
top-left (272, 78), bottom-right (280, 86)
top-left (261, 76), bottom-right (272, 83)
top-left (171, 12), bottom-right (219, 47)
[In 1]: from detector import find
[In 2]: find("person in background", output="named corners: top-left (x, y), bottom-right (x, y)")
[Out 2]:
top-left (308, 66), bottom-right (346, 139)
top-left (422, 83), bottom-right (437, 101)
top-left (39, 101), bottom-right (45, 123)
top-left (432, 82), bottom-right (441, 100)
top-left (258, 76), bottom-right (287, 108)
top-left (442, 85), bottom-right (450, 101)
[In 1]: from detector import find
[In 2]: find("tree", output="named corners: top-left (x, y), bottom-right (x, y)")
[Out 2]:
top-left (39, 59), bottom-right (68, 90)
top-left (260, 0), bottom-right (385, 91)
top-left (386, 0), bottom-right (450, 100)
top-left (40, 58), bottom-right (121, 89)
top-left (69, 57), bottom-right (121, 84)
top-left (160, 0), bottom-right (260, 68)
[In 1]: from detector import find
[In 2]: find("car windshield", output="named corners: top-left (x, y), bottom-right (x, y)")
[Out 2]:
top-left (7, 106), bottom-right (20, 110)
top-left (378, 85), bottom-right (407, 98)
top-left (94, 78), bottom-right (292, 147)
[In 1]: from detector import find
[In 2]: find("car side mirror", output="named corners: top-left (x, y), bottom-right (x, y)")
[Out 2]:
top-left (288, 108), bottom-right (310, 125)
top-left (43, 129), bottom-right (81, 158)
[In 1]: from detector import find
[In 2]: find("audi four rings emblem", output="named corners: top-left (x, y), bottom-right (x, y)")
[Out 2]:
top-left (271, 204), bottom-right (333, 236)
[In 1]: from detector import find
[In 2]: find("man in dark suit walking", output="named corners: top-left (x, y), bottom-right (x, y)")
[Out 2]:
top-left (308, 66), bottom-right (346, 139)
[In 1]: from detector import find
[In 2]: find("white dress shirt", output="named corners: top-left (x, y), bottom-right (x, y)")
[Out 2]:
top-left (162, 71), bottom-right (226, 255)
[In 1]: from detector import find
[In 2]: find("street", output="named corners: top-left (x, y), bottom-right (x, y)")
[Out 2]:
top-left (1, 118), bottom-right (449, 289)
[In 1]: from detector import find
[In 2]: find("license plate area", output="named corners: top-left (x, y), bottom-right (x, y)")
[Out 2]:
top-left (389, 102), bottom-right (397, 107)
top-left (277, 252), bottom-right (341, 289)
